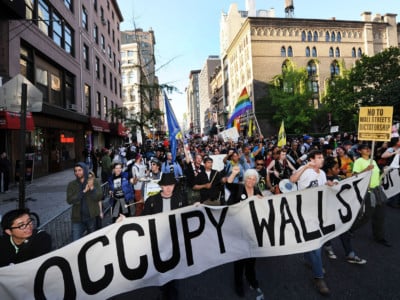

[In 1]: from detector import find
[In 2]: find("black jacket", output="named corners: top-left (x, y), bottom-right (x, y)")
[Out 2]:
top-left (0, 229), bottom-right (52, 267)
top-left (142, 191), bottom-right (188, 215)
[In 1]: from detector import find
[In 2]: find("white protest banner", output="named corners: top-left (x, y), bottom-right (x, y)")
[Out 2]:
top-left (0, 172), bottom-right (370, 299)
top-left (219, 127), bottom-right (239, 142)
top-left (209, 154), bottom-right (226, 171)
top-left (381, 167), bottom-right (400, 198)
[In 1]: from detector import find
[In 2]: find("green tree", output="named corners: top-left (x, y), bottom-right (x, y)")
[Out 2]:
top-left (268, 61), bottom-right (316, 134)
top-left (323, 47), bottom-right (400, 129)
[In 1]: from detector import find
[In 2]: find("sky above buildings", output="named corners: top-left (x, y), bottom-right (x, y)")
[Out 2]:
top-left (117, 0), bottom-right (400, 122)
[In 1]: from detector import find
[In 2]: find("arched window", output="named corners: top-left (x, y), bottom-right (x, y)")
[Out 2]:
top-left (307, 31), bottom-right (312, 42)
top-left (305, 47), bottom-right (310, 57)
top-left (351, 47), bottom-right (356, 57)
top-left (337, 32), bottom-right (342, 42)
top-left (307, 61), bottom-right (317, 76)
top-left (329, 47), bottom-right (334, 57)
top-left (325, 31), bottom-right (330, 42)
top-left (330, 61), bottom-right (340, 77)
top-left (288, 46), bottom-right (293, 57)
top-left (313, 31), bottom-right (318, 42)
top-left (335, 47), bottom-right (340, 57)
top-left (312, 47), bottom-right (317, 57)
top-left (301, 31), bottom-right (306, 42)
top-left (331, 31), bottom-right (336, 42)
top-left (281, 46), bottom-right (286, 57)
top-left (357, 48), bottom-right (362, 57)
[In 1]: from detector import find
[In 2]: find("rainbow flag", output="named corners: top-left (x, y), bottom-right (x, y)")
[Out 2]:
top-left (227, 87), bottom-right (252, 128)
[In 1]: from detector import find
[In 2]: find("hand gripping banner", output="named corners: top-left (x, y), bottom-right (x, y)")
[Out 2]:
top-left (0, 172), bottom-right (371, 299)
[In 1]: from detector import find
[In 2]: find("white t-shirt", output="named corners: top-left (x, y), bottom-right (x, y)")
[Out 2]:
top-left (297, 167), bottom-right (327, 190)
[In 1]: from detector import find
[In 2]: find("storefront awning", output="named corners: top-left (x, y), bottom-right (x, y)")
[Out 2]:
top-left (89, 117), bottom-right (110, 132)
top-left (110, 122), bottom-right (128, 137)
top-left (0, 111), bottom-right (35, 131)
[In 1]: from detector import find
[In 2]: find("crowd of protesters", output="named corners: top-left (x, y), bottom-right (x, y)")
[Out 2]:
top-left (86, 130), bottom-right (398, 298)
top-left (2, 129), bottom-right (399, 299)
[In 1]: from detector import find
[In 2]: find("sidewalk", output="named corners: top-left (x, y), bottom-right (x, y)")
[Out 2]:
top-left (0, 169), bottom-right (75, 225)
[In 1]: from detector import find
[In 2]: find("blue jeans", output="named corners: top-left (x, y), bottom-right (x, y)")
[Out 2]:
top-left (72, 219), bottom-right (97, 241)
top-left (304, 248), bottom-right (324, 278)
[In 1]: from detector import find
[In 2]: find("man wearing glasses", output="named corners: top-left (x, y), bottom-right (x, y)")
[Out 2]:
top-left (0, 208), bottom-right (52, 267)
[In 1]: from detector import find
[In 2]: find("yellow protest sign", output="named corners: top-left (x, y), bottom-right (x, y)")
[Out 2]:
top-left (358, 106), bottom-right (393, 141)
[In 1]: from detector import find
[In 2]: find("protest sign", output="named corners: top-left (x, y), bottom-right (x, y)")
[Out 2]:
top-left (0, 172), bottom-right (370, 299)
top-left (358, 106), bottom-right (393, 141)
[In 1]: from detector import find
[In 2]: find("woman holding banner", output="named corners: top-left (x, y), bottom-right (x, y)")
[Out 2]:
top-left (226, 165), bottom-right (264, 299)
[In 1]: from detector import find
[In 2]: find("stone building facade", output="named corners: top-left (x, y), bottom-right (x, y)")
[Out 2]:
top-left (220, 3), bottom-right (399, 135)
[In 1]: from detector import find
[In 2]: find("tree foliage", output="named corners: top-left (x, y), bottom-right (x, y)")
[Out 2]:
top-left (268, 61), bottom-right (316, 134)
top-left (323, 47), bottom-right (400, 130)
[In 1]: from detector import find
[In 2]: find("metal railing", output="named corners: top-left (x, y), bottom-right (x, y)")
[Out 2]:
top-left (38, 182), bottom-right (111, 250)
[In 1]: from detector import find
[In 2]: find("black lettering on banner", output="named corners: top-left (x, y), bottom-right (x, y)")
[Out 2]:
top-left (381, 169), bottom-right (394, 190)
top-left (351, 178), bottom-right (365, 205)
top-left (204, 207), bottom-right (228, 253)
top-left (280, 197), bottom-right (301, 245)
top-left (78, 236), bottom-right (113, 295)
top-left (149, 215), bottom-right (180, 273)
top-left (335, 184), bottom-right (352, 223)
top-left (249, 199), bottom-right (276, 247)
top-left (181, 210), bottom-right (205, 266)
top-left (116, 223), bottom-right (148, 280)
top-left (34, 256), bottom-right (76, 300)
top-left (317, 191), bottom-right (335, 235)
top-left (296, 195), bottom-right (322, 241)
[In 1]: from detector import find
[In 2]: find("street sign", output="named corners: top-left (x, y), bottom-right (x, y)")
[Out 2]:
top-left (358, 106), bottom-right (393, 141)
top-left (0, 74), bottom-right (43, 112)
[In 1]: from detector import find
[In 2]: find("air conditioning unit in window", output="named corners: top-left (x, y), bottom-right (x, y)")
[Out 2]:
top-left (101, 17), bottom-right (107, 25)
top-left (66, 104), bottom-right (77, 111)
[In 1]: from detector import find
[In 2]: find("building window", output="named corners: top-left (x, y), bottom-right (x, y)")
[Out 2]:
top-left (38, 0), bottom-right (49, 35)
top-left (357, 48), bottom-right (363, 57)
top-left (82, 6), bottom-right (88, 31)
top-left (84, 84), bottom-right (91, 116)
top-left (312, 47), bottom-right (317, 57)
top-left (281, 46), bottom-right (286, 57)
top-left (301, 31), bottom-right (306, 42)
top-left (50, 73), bottom-right (62, 106)
top-left (95, 56), bottom-right (100, 79)
top-left (93, 0), bottom-right (97, 11)
top-left (65, 73), bottom-right (74, 108)
top-left (351, 47), bottom-right (356, 57)
top-left (64, 0), bottom-right (73, 11)
top-left (307, 31), bottom-right (312, 42)
top-left (114, 78), bottom-right (117, 94)
top-left (329, 47), bottom-right (334, 57)
top-left (325, 31), bottom-right (330, 42)
top-left (305, 47), bottom-right (310, 57)
top-left (93, 23), bottom-right (98, 44)
top-left (307, 61), bottom-right (317, 76)
top-left (96, 92), bottom-right (101, 116)
top-left (313, 31), bottom-right (318, 42)
top-left (20, 44), bottom-right (34, 81)
top-left (337, 32), bottom-right (342, 42)
top-left (335, 47), bottom-right (340, 57)
top-left (331, 31), bottom-right (336, 42)
top-left (129, 72), bottom-right (135, 84)
top-left (52, 13), bottom-right (62, 47)
top-left (109, 72), bottom-right (113, 90)
top-left (288, 46), bottom-right (293, 57)
top-left (101, 34), bottom-right (105, 50)
top-left (330, 61), bottom-right (340, 77)
top-left (36, 67), bottom-right (48, 103)
top-left (83, 44), bottom-right (89, 69)
top-left (103, 64), bottom-right (107, 85)
top-left (64, 24), bottom-right (74, 55)
top-left (103, 96), bottom-right (108, 119)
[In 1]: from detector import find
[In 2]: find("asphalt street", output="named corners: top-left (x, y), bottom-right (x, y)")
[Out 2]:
top-left (0, 171), bottom-right (399, 300)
